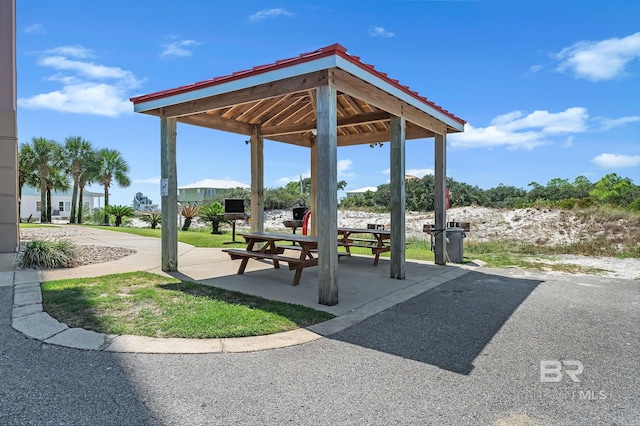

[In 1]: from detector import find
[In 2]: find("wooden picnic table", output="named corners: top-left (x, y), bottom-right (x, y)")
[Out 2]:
top-left (222, 231), bottom-right (319, 286)
top-left (337, 227), bottom-right (391, 266)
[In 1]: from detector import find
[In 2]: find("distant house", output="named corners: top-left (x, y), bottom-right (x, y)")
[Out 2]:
top-left (20, 186), bottom-right (101, 221)
top-left (133, 192), bottom-right (159, 212)
top-left (178, 179), bottom-right (250, 204)
top-left (346, 186), bottom-right (378, 198)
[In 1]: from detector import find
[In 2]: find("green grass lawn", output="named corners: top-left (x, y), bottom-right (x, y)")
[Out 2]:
top-left (41, 271), bottom-right (334, 338)
top-left (84, 224), bottom-right (613, 274)
top-left (19, 223), bottom-right (59, 228)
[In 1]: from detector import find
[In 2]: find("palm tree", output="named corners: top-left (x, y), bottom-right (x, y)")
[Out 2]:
top-left (63, 136), bottom-right (93, 224)
top-left (18, 143), bottom-right (37, 220)
top-left (29, 137), bottom-right (59, 222)
top-left (106, 205), bottom-right (134, 227)
top-left (76, 150), bottom-right (99, 224)
top-left (95, 148), bottom-right (131, 225)
top-left (45, 168), bottom-right (71, 221)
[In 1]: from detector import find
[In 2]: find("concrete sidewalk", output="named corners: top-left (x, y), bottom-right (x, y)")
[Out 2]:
top-left (4, 226), bottom-right (468, 353)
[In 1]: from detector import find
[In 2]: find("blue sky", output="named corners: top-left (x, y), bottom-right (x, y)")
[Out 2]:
top-left (16, 0), bottom-right (640, 207)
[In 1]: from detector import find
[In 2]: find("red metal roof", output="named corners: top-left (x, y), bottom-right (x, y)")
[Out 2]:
top-left (130, 44), bottom-right (465, 125)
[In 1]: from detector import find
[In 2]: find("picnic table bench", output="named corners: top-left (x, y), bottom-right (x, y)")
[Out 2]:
top-left (222, 232), bottom-right (319, 286)
top-left (337, 227), bottom-right (391, 266)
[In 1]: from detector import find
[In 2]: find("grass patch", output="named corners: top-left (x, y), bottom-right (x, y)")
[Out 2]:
top-left (84, 225), bottom-right (246, 248)
top-left (20, 223), bottom-right (58, 228)
top-left (41, 271), bottom-right (334, 338)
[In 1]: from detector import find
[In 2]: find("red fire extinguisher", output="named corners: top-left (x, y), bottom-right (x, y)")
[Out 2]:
top-left (446, 188), bottom-right (450, 210)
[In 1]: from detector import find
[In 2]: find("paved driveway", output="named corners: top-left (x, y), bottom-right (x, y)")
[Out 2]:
top-left (1, 268), bottom-right (638, 425)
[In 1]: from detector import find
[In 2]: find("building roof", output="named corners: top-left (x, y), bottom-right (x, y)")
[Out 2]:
top-left (178, 179), bottom-right (249, 190)
top-left (347, 186), bottom-right (379, 194)
top-left (21, 186), bottom-right (102, 197)
top-left (131, 44), bottom-right (464, 148)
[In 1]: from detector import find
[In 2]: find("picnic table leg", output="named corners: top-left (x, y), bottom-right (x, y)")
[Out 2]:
top-left (238, 257), bottom-right (250, 274)
top-left (266, 241), bottom-right (280, 269)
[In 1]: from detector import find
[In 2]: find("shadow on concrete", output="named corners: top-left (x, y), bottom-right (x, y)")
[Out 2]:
top-left (327, 270), bottom-right (542, 375)
top-left (0, 286), bottom-right (157, 424)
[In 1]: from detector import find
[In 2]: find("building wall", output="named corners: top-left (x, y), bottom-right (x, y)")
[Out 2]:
top-left (20, 193), bottom-right (95, 221)
top-left (178, 187), bottom-right (220, 204)
top-left (0, 0), bottom-right (18, 252)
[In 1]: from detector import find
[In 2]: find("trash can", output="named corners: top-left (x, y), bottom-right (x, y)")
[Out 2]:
top-left (446, 227), bottom-right (466, 263)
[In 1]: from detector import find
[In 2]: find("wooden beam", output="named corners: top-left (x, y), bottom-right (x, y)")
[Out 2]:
top-left (390, 115), bottom-right (406, 279)
top-left (250, 126), bottom-right (264, 233)
top-left (434, 133), bottom-right (447, 265)
top-left (160, 117), bottom-right (178, 271)
top-left (316, 85), bottom-right (338, 306)
top-left (330, 68), bottom-right (447, 135)
top-left (154, 70), bottom-right (328, 118)
top-left (177, 113), bottom-right (254, 135)
top-left (261, 111), bottom-right (391, 137)
top-left (337, 126), bottom-right (434, 146)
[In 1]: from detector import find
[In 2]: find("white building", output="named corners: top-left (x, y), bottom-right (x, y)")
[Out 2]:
top-left (345, 186), bottom-right (378, 198)
top-left (133, 192), bottom-right (159, 212)
top-left (178, 179), bottom-right (249, 204)
top-left (20, 186), bottom-right (101, 221)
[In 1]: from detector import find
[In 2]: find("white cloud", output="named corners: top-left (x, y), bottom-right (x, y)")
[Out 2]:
top-left (18, 45), bottom-right (141, 117)
top-left (369, 27), bottom-right (395, 38)
top-left (133, 176), bottom-right (161, 184)
top-left (555, 32), bottom-right (640, 81)
top-left (249, 8), bottom-right (293, 22)
top-left (450, 107), bottom-right (590, 150)
top-left (406, 168), bottom-right (433, 178)
top-left (597, 115), bottom-right (640, 130)
top-left (338, 159), bottom-right (355, 178)
top-left (24, 24), bottom-right (44, 34)
top-left (592, 153), bottom-right (640, 168)
top-left (19, 83), bottom-right (132, 117)
top-left (160, 39), bottom-right (203, 58)
top-left (39, 56), bottom-right (140, 87)
top-left (44, 45), bottom-right (95, 58)
top-left (275, 170), bottom-right (310, 187)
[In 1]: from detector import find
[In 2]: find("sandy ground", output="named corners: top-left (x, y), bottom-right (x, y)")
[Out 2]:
top-left (257, 207), bottom-right (640, 280)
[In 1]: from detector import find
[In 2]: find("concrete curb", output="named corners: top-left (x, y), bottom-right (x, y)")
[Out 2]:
top-left (8, 268), bottom-right (466, 353)
top-left (9, 271), bottom-right (325, 353)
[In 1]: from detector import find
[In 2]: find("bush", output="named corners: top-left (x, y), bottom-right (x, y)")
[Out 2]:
top-left (140, 212), bottom-right (161, 229)
top-left (106, 205), bottom-right (135, 227)
top-left (200, 202), bottom-right (225, 234)
top-left (18, 239), bottom-right (78, 269)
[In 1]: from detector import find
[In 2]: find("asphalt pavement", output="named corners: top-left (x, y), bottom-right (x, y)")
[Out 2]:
top-left (1, 261), bottom-right (638, 425)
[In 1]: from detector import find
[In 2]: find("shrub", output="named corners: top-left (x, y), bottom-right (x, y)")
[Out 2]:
top-left (18, 239), bottom-right (78, 269)
top-left (200, 202), bottom-right (225, 234)
top-left (140, 212), bottom-right (161, 229)
top-left (181, 204), bottom-right (201, 231)
top-left (106, 205), bottom-right (135, 227)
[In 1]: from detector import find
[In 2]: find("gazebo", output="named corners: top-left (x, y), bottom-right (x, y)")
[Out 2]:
top-left (130, 44), bottom-right (465, 306)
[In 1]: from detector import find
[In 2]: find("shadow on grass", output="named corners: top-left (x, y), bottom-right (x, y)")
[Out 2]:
top-left (328, 270), bottom-right (542, 375)
top-left (158, 281), bottom-right (334, 327)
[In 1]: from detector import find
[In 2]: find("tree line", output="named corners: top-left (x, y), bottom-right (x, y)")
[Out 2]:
top-left (204, 173), bottom-right (639, 213)
top-left (340, 174), bottom-right (640, 211)
top-left (18, 136), bottom-right (131, 224)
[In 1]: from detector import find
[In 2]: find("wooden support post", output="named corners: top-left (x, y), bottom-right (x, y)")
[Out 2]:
top-left (160, 117), bottom-right (178, 271)
top-left (0, 0), bottom-right (19, 253)
top-left (316, 85), bottom-right (338, 306)
top-left (250, 126), bottom-right (264, 233)
top-left (310, 136), bottom-right (318, 236)
top-left (434, 133), bottom-right (447, 265)
top-left (390, 115), bottom-right (406, 279)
